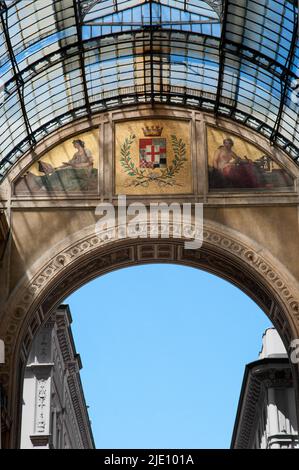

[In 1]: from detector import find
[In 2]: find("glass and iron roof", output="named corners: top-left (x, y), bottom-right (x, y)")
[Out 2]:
top-left (0, 0), bottom-right (298, 179)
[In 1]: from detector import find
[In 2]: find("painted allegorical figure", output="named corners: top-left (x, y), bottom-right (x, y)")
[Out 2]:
top-left (38, 139), bottom-right (94, 175)
top-left (16, 139), bottom-right (98, 193)
top-left (210, 137), bottom-right (293, 190)
top-left (213, 138), bottom-right (260, 188)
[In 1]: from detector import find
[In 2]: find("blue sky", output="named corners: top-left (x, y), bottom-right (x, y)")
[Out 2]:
top-left (65, 264), bottom-right (272, 449)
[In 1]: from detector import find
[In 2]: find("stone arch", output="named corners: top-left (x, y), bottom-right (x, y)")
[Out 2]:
top-left (1, 218), bottom-right (299, 447)
top-left (1, 107), bottom-right (299, 447)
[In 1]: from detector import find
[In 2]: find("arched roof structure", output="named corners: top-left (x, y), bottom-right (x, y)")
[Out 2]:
top-left (0, 0), bottom-right (298, 179)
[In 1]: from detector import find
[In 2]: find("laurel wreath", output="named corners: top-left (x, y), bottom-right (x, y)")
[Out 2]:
top-left (120, 134), bottom-right (187, 187)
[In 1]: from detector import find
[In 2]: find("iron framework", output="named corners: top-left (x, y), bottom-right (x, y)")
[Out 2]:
top-left (0, 0), bottom-right (298, 179)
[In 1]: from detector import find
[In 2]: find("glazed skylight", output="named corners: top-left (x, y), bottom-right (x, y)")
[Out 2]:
top-left (0, 0), bottom-right (298, 178)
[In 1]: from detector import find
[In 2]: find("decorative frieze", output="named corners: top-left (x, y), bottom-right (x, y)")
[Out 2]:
top-left (1, 222), bottom-right (299, 448)
top-left (1, 225), bottom-right (298, 381)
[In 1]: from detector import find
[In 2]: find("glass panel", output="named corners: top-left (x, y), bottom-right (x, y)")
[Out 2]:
top-left (83, 0), bottom-right (222, 21)
top-left (0, 0), bottom-right (298, 177)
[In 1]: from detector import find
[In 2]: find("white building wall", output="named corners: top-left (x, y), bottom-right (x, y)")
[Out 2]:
top-left (234, 328), bottom-right (299, 449)
top-left (20, 370), bottom-right (37, 449)
top-left (20, 307), bottom-right (94, 449)
top-left (259, 328), bottom-right (287, 359)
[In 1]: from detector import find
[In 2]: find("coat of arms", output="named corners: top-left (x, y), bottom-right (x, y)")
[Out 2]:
top-left (120, 125), bottom-right (187, 187)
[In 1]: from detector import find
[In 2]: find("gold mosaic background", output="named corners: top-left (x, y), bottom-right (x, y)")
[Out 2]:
top-left (28, 130), bottom-right (99, 175)
top-left (207, 126), bottom-right (279, 167)
top-left (115, 119), bottom-right (192, 195)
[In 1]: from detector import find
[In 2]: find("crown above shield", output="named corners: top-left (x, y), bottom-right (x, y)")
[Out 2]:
top-left (142, 125), bottom-right (163, 137)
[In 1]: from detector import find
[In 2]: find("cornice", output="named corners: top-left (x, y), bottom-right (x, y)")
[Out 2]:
top-left (231, 358), bottom-right (293, 449)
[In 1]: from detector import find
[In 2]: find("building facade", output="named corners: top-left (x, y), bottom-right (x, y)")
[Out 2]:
top-left (231, 329), bottom-right (299, 449)
top-left (20, 305), bottom-right (94, 449)
top-left (0, 0), bottom-right (299, 449)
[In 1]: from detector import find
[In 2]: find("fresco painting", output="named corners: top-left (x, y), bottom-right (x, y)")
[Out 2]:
top-left (208, 127), bottom-right (293, 191)
top-left (15, 131), bottom-right (99, 194)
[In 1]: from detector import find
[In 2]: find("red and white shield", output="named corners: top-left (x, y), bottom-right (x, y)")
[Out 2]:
top-left (139, 138), bottom-right (167, 168)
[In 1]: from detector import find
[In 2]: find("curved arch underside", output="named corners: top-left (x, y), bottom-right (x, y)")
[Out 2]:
top-left (2, 221), bottom-right (299, 376)
top-left (0, 0), bottom-right (298, 179)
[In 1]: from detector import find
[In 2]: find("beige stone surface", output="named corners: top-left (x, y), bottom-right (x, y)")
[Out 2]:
top-left (7, 203), bottom-right (299, 292)
top-left (1, 106), bottom-right (299, 449)
top-left (205, 206), bottom-right (299, 279)
top-left (10, 209), bottom-right (98, 291)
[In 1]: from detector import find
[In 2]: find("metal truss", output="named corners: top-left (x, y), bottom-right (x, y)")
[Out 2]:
top-left (73, 0), bottom-right (91, 118)
top-left (1, 79), bottom-right (298, 177)
top-left (270, 1), bottom-right (298, 145)
top-left (204, 0), bottom-right (223, 17)
top-left (215, 0), bottom-right (228, 115)
top-left (0, 0), bottom-right (298, 179)
top-left (3, 30), bottom-right (295, 99)
top-left (0, 0), bottom-right (36, 147)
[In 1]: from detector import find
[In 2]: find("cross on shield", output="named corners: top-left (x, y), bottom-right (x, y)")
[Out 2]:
top-left (139, 138), bottom-right (167, 169)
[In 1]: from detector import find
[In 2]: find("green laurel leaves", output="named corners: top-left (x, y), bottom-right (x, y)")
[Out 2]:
top-left (120, 134), bottom-right (187, 187)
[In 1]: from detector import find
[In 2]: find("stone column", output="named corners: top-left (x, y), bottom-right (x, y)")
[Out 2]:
top-left (20, 325), bottom-right (54, 449)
